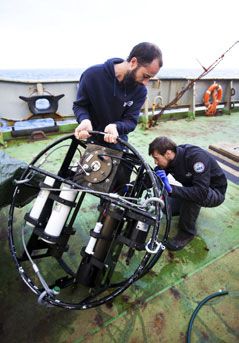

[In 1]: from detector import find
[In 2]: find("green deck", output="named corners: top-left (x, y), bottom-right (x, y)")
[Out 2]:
top-left (0, 113), bottom-right (239, 343)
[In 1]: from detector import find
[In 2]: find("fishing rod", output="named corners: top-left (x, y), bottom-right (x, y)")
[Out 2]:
top-left (150, 40), bottom-right (239, 127)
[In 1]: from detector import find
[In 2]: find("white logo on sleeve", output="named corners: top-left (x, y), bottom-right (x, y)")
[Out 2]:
top-left (193, 162), bottom-right (205, 173)
top-left (123, 100), bottom-right (134, 107)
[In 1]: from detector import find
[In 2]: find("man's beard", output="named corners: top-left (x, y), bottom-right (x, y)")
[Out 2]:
top-left (123, 67), bottom-right (140, 87)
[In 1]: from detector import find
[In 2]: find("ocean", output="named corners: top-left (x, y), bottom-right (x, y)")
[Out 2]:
top-left (0, 68), bottom-right (239, 81)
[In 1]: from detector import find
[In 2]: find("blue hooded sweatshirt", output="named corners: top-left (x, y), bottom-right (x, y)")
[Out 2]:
top-left (73, 58), bottom-right (147, 144)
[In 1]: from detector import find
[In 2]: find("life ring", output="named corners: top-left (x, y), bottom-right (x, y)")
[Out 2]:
top-left (203, 83), bottom-right (223, 116)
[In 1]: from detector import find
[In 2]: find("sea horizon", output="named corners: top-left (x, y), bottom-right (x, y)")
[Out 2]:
top-left (0, 67), bottom-right (239, 81)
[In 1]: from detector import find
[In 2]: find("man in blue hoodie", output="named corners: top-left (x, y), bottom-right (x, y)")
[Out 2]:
top-left (73, 42), bottom-right (163, 149)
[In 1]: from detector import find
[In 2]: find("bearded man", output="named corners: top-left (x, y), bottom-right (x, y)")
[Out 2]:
top-left (73, 42), bottom-right (163, 150)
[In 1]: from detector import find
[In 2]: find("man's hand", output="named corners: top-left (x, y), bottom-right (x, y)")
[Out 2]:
top-left (155, 169), bottom-right (172, 193)
top-left (74, 119), bottom-right (93, 140)
top-left (104, 124), bottom-right (119, 144)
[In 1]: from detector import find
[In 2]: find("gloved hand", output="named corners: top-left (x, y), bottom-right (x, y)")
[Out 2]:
top-left (155, 169), bottom-right (172, 193)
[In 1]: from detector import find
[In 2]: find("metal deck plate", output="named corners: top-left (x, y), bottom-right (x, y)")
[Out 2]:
top-left (1, 112), bottom-right (239, 343)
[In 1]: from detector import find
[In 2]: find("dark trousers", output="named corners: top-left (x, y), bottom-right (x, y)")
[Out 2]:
top-left (168, 197), bottom-right (201, 235)
top-left (168, 187), bottom-right (226, 235)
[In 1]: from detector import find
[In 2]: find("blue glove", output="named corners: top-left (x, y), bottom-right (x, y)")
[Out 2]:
top-left (155, 169), bottom-right (172, 193)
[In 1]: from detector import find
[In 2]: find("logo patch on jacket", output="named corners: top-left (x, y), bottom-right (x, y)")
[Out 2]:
top-left (123, 101), bottom-right (134, 107)
top-left (193, 162), bottom-right (205, 173)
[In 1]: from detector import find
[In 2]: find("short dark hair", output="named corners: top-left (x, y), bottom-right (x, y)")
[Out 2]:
top-left (148, 136), bottom-right (177, 155)
top-left (127, 42), bottom-right (163, 68)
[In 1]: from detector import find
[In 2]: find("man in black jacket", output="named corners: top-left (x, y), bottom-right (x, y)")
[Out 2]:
top-left (149, 136), bottom-right (227, 251)
top-left (73, 42), bottom-right (163, 150)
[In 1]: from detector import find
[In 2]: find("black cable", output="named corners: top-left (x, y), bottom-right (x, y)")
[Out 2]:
top-left (186, 290), bottom-right (229, 343)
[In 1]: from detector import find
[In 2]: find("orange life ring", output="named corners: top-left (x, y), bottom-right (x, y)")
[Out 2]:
top-left (203, 83), bottom-right (223, 116)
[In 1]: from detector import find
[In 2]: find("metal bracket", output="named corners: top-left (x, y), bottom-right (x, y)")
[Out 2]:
top-left (145, 240), bottom-right (165, 254)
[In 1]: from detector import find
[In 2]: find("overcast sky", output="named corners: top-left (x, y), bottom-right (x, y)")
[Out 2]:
top-left (1, 0), bottom-right (238, 70)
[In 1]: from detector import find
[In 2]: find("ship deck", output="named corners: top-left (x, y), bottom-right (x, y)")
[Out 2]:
top-left (0, 112), bottom-right (239, 343)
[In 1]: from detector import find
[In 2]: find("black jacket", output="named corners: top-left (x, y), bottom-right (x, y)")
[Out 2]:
top-left (165, 144), bottom-right (227, 204)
